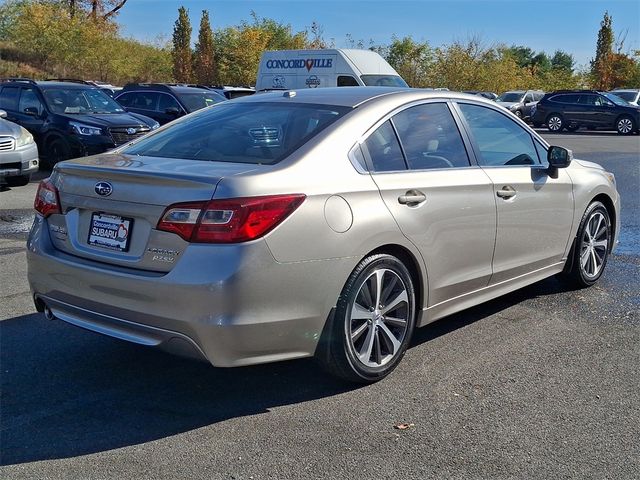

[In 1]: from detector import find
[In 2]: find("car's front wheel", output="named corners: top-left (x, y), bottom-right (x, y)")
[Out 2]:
top-left (616, 116), bottom-right (636, 135)
top-left (546, 114), bottom-right (564, 132)
top-left (319, 254), bottom-right (416, 383)
top-left (560, 201), bottom-right (611, 288)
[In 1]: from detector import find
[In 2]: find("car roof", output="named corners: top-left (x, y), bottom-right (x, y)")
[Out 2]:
top-left (229, 87), bottom-right (497, 109)
top-left (610, 88), bottom-right (639, 93)
top-left (0, 79), bottom-right (96, 90)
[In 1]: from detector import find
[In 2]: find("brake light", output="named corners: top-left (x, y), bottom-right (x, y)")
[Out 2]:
top-left (157, 194), bottom-right (306, 243)
top-left (34, 178), bottom-right (61, 217)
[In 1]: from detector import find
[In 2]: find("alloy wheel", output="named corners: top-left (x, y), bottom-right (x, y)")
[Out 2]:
top-left (579, 211), bottom-right (609, 279)
top-left (348, 268), bottom-right (410, 368)
top-left (617, 118), bottom-right (633, 134)
top-left (547, 115), bottom-right (562, 131)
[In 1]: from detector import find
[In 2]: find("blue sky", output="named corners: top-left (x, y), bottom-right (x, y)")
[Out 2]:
top-left (118, 0), bottom-right (640, 69)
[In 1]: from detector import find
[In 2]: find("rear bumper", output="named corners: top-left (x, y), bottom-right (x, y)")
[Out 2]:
top-left (0, 143), bottom-right (39, 178)
top-left (27, 215), bottom-right (357, 367)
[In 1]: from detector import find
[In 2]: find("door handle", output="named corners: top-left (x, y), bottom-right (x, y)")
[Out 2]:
top-left (496, 186), bottom-right (516, 199)
top-left (398, 190), bottom-right (426, 206)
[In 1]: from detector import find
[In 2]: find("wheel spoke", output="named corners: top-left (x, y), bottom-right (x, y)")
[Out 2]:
top-left (592, 215), bottom-right (603, 239)
top-left (374, 269), bottom-right (385, 308)
top-left (595, 226), bottom-right (607, 241)
top-left (378, 323), bottom-right (401, 355)
top-left (580, 247), bottom-right (590, 268)
top-left (592, 240), bottom-right (608, 249)
top-left (383, 316), bottom-right (407, 328)
top-left (360, 279), bottom-right (374, 309)
top-left (589, 249), bottom-right (598, 275)
top-left (381, 290), bottom-right (408, 315)
top-left (358, 325), bottom-right (376, 363)
top-left (373, 330), bottom-right (382, 365)
top-left (351, 302), bottom-right (371, 321)
top-left (351, 321), bottom-right (369, 342)
top-left (379, 275), bottom-right (398, 307)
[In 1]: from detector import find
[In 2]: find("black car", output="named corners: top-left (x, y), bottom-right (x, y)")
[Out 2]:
top-left (532, 90), bottom-right (640, 134)
top-left (115, 83), bottom-right (227, 125)
top-left (0, 78), bottom-right (159, 166)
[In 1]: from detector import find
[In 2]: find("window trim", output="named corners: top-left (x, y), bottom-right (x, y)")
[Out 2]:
top-left (115, 90), bottom-right (179, 113)
top-left (18, 86), bottom-right (45, 116)
top-left (452, 100), bottom-right (546, 169)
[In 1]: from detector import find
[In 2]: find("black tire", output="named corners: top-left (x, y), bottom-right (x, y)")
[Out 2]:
top-left (546, 114), bottom-right (564, 132)
top-left (46, 137), bottom-right (72, 168)
top-left (616, 115), bottom-right (636, 135)
top-left (5, 174), bottom-right (31, 187)
top-left (514, 110), bottom-right (523, 118)
top-left (317, 254), bottom-right (416, 383)
top-left (559, 201), bottom-right (611, 288)
top-left (532, 121), bottom-right (542, 128)
top-left (565, 124), bottom-right (579, 132)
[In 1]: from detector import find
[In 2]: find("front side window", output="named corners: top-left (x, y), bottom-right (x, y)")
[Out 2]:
top-left (338, 76), bottom-right (359, 87)
top-left (458, 103), bottom-right (539, 166)
top-left (42, 88), bottom-right (126, 114)
top-left (18, 88), bottom-right (44, 115)
top-left (363, 120), bottom-right (406, 172)
top-left (392, 103), bottom-right (470, 170)
top-left (123, 102), bottom-right (350, 165)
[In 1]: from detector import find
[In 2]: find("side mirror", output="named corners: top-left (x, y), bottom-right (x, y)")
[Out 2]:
top-left (547, 146), bottom-right (573, 168)
top-left (165, 107), bottom-right (181, 116)
top-left (0, 109), bottom-right (6, 119)
top-left (24, 107), bottom-right (39, 116)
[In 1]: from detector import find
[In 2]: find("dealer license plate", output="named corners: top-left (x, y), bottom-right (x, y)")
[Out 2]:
top-left (88, 212), bottom-right (133, 252)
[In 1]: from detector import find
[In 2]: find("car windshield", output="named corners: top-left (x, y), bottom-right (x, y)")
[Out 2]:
top-left (497, 92), bottom-right (524, 102)
top-left (42, 87), bottom-right (126, 114)
top-left (608, 91), bottom-right (637, 103)
top-left (122, 102), bottom-right (351, 165)
top-left (602, 92), bottom-right (631, 106)
top-left (176, 91), bottom-right (226, 112)
top-left (360, 75), bottom-right (409, 87)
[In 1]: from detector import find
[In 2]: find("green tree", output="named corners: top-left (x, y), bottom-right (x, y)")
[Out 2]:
top-left (383, 36), bottom-right (432, 87)
top-left (194, 10), bottom-right (215, 84)
top-left (172, 6), bottom-right (192, 82)
top-left (550, 50), bottom-right (574, 72)
top-left (591, 11), bottom-right (614, 89)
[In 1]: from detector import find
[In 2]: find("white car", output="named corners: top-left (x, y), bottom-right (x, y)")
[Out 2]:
top-left (0, 109), bottom-right (39, 187)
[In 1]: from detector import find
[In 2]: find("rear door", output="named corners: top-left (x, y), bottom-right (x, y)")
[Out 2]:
top-left (455, 102), bottom-right (574, 284)
top-left (364, 101), bottom-right (496, 306)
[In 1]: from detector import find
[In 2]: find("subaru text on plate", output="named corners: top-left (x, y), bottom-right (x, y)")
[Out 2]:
top-left (27, 88), bottom-right (620, 383)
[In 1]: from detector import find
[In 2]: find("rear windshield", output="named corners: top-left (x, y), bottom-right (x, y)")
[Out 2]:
top-left (497, 92), bottom-right (524, 102)
top-left (123, 102), bottom-right (351, 164)
top-left (360, 75), bottom-right (408, 87)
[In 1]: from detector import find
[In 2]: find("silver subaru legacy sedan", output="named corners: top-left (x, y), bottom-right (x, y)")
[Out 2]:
top-left (27, 88), bottom-right (620, 383)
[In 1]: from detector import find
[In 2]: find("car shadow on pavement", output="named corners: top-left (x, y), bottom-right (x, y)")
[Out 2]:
top-left (0, 276), bottom-right (566, 466)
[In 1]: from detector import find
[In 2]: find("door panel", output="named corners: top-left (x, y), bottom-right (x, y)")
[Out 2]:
top-left (482, 167), bottom-right (574, 282)
top-left (373, 169), bottom-right (496, 305)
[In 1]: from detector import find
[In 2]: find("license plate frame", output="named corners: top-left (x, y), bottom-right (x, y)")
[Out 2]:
top-left (87, 212), bottom-right (134, 252)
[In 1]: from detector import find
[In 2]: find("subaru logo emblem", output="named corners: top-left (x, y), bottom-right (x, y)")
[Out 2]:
top-left (126, 128), bottom-right (136, 135)
top-left (95, 182), bottom-right (113, 196)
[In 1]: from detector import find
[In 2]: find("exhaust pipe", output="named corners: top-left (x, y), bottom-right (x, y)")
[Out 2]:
top-left (44, 306), bottom-right (55, 321)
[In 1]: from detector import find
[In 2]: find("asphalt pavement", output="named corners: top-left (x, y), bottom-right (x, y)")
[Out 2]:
top-left (0, 132), bottom-right (638, 479)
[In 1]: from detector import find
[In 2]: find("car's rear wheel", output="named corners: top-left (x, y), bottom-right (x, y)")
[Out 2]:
top-left (616, 116), bottom-right (635, 135)
top-left (546, 114), bottom-right (564, 132)
top-left (5, 174), bottom-right (30, 187)
top-left (560, 201), bottom-right (611, 288)
top-left (319, 254), bottom-right (416, 383)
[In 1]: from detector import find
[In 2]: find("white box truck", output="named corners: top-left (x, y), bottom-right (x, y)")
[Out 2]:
top-left (255, 49), bottom-right (408, 91)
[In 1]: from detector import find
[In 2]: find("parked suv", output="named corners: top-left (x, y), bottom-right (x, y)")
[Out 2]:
top-left (115, 83), bottom-right (227, 125)
top-left (496, 90), bottom-right (544, 120)
top-left (609, 89), bottom-right (640, 107)
top-left (0, 79), bottom-right (159, 166)
top-left (532, 90), bottom-right (640, 134)
top-left (0, 109), bottom-right (39, 186)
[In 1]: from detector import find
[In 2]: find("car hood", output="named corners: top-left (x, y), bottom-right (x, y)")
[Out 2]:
top-left (0, 117), bottom-right (24, 138)
top-left (58, 112), bottom-right (156, 128)
top-left (575, 159), bottom-right (605, 171)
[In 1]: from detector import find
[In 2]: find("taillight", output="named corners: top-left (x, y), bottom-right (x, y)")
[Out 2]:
top-left (34, 178), bottom-right (61, 217)
top-left (157, 194), bottom-right (306, 243)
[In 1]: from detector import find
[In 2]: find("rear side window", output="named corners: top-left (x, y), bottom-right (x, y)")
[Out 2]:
top-left (363, 120), bottom-right (406, 172)
top-left (123, 102), bottom-right (350, 165)
top-left (158, 93), bottom-right (181, 112)
top-left (128, 92), bottom-right (159, 110)
top-left (550, 94), bottom-right (578, 104)
top-left (458, 103), bottom-right (539, 166)
top-left (392, 103), bottom-right (470, 170)
top-left (0, 87), bottom-right (20, 111)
